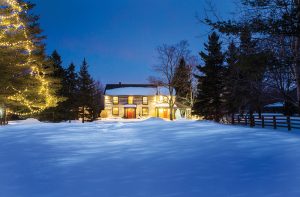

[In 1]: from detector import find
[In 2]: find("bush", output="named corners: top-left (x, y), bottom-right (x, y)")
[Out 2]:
top-left (100, 110), bottom-right (108, 118)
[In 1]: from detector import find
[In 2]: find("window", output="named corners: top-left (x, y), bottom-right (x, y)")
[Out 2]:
top-left (128, 96), bottom-right (134, 104)
top-left (142, 97), bottom-right (148, 105)
top-left (142, 107), bottom-right (149, 116)
top-left (113, 97), bottom-right (118, 105)
top-left (112, 107), bottom-right (119, 115)
top-left (163, 96), bottom-right (168, 103)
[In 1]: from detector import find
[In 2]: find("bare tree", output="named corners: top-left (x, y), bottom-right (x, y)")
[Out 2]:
top-left (150, 41), bottom-right (191, 120)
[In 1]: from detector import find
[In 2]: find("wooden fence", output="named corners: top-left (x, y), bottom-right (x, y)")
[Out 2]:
top-left (231, 114), bottom-right (300, 131)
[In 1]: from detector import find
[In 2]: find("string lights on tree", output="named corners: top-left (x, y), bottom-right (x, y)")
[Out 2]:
top-left (0, 0), bottom-right (58, 116)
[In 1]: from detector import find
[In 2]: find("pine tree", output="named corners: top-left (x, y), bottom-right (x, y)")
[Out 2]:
top-left (237, 28), bottom-right (267, 116)
top-left (0, 0), bottom-right (60, 123)
top-left (193, 32), bottom-right (225, 122)
top-left (223, 41), bottom-right (240, 115)
top-left (173, 58), bottom-right (193, 106)
top-left (204, 0), bottom-right (300, 111)
top-left (90, 81), bottom-right (103, 121)
top-left (64, 63), bottom-right (79, 121)
top-left (38, 50), bottom-right (67, 121)
top-left (78, 58), bottom-right (94, 123)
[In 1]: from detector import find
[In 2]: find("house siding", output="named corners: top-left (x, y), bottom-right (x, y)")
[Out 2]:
top-left (104, 95), bottom-right (158, 118)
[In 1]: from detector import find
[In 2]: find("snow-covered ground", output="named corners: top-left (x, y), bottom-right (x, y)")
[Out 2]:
top-left (1, 119), bottom-right (300, 197)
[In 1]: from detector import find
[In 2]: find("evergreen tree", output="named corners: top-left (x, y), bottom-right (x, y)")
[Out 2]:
top-left (78, 58), bottom-right (94, 123)
top-left (90, 81), bottom-right (104, 121)
top-left (223, 41), bottom-right (240, 115)
top-left (0, 0), bottom-right (60, 123)
top-left (193, 32), bottom-right (225, 122)
top-left (64, 63), bottom-right (79, 121)
top-left (173, 58), bottom-right (193, 106)
top-left (237, 28), bottom-right (267, 116)
top-left (204, 0), bottom-right (300, 111)
top-left (38, 50), bottom-right (67, 121)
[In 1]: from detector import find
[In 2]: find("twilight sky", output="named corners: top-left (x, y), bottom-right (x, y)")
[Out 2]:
top-left (31, 0), bottom-right (236, 84)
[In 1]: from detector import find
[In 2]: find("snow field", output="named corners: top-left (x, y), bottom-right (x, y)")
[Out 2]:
top-left (0, 119), bottom-right (300, 197)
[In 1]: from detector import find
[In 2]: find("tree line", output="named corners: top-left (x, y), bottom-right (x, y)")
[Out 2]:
top-left (153, 0), bottom-right (300, 121)
top-left (193, 0), bottom-right (300, 121)
top-left (39, 51), bottom-right (103, 123)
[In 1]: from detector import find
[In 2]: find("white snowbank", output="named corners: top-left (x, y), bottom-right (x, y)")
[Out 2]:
top-left (9, 118), bottom-right (41, 125)
top-left (0, 120), bottom-right (300, 197)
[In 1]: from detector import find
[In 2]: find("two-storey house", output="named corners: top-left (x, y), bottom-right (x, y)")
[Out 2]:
top-left (103, 83), bottom-right (191, 119)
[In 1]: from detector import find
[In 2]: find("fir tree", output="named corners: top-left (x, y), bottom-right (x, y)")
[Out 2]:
top-left (78, 58), bottom-right (94, 123)
top-left (0, 0), bottom-right (60, 123)
top-left (193, 32), bottom-right (225, 122)
top-left (173, 58), bottom-right (192, 106)
top-left (39, 50), bottom-right (67, 121)
top-left (223, 41), bottom-right (240, 115)
top-left (237, 28), bottom-right (267, 116)
top-left (64, 63), bottom-right (79, 121)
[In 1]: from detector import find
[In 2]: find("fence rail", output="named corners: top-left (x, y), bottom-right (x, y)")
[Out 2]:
top-left (231, 114), bottom-right (300, 131)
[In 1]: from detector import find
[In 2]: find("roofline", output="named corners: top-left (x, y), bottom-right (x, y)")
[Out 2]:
top-left (104, 83), bottom-right (160, 94)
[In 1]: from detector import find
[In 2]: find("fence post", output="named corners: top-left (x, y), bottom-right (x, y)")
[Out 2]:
top-left (245, 115), bottom-right (248, 126)
top-left (287, 116), bottom-right (291, 131)
top-left (238, 115), bottom-right (240, 124)
top-left (231, 114), bottom-right (235, 125)
top-left (250, 115), bottom-right (254, 127)
top-left (273, 116), bottom-right (277, 129)
top-left (262, 115), bottom-right (265, 128)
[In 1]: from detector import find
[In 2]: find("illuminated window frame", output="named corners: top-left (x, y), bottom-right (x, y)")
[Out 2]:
top-left (128, 96), bottom-right (134, 104)
top-left (142, 107), bottom-right (149, 116)
top-left (142, 97), bottom-right (148, 105)
top-left (112, 96), bottom-right (119, 105)
top-left (112, 107), bottom-right (119, 115)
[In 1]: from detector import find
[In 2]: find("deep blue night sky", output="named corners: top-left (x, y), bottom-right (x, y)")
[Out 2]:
top-left (31, 0), bottom-right (235, 84)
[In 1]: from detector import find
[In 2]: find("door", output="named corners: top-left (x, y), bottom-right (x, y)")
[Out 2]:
top-left (157, 108), bottom-right (169, 119)
top-left (125, 108), bottom-right (136, 119)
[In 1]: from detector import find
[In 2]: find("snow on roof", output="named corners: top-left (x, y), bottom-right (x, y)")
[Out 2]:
top-left (265, 102), bottom-right (284, 108)
top-left (105, 86), bottom-right (175, 96)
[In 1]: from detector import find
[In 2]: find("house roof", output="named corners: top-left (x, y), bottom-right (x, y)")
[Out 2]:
top-left (104, 83), bottom-right (174, 96)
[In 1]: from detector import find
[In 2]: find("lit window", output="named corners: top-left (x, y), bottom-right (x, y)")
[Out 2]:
top-left (128, 96), bottom-right (133, 104)
top-left (142, 107), bottom-right (149, 116)
top-left (142, 97), bottom-right (148, 105)
top-left (113, 97), bottom-right (118, 104)
top-left (163, 96), bottom-right (168, 103)
top-left (112, 107), bottom-right (119, 115)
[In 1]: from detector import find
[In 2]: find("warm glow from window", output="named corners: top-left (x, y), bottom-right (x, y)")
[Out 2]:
top-left (159, 95), bottom-right (163, 102)
top-left (142, 97), bottom-right (148, 105)
top-left (163, 96), bottom-right (168, 103)
top-left (128, 96), bottom-right (133, 104)
top-left (112, 107), bottom-right (119, 115)
top-left (142, 107), bottom-right (149, 116)
top-left (113, 97), bottom-right (118, 104)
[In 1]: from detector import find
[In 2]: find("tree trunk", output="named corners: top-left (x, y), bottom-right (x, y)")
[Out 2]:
top-left (82, 106), bottom-right (85, 123)
top-left (170, 107), bottom-right (173, 121)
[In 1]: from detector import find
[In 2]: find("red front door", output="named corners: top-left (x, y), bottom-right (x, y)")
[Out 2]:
top-left (125, 108), bottom-right (136, 119)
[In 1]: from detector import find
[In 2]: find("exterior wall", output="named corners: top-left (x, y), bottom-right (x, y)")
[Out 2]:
top-left (104, 95), bottom-right (159, 118)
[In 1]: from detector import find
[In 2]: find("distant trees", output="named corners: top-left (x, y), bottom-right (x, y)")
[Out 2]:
top-left (193, 30), bottom-right (269, 121)
top-left (39, 53), bottom-right (103, 123)
top-left (150, 41), bottom-right (192, 120)
top-left (203, 0), bottom-right (300, 114)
